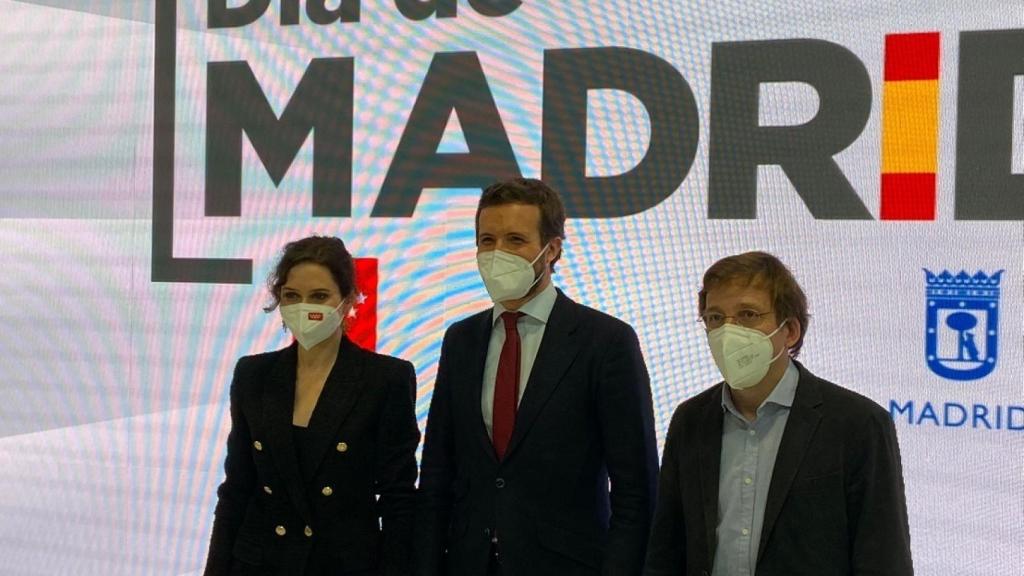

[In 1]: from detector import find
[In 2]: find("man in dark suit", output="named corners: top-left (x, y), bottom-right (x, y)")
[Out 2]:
top-left (644, 252), bottom-right (913, 576)
top-left (416, 178), bottom-right (659, 576)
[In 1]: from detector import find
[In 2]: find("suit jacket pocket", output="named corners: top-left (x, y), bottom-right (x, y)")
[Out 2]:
top-left (789, 470), bottom-right (842, 495)
top-left (535, 520), bottom-right (604, 569)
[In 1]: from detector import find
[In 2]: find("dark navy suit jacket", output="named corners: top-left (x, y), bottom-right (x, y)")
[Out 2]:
top-left (416, 290), bottom-right (659, 576)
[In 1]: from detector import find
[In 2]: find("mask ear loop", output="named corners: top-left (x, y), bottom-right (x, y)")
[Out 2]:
top-left (529, 242), bottom-right (551, 266)
top-left (766, 319), bottom-right (789, 363)
top-left (524, 242), bottom-right (552, 291)
top-left (338, 295), bottom-right (357, 333)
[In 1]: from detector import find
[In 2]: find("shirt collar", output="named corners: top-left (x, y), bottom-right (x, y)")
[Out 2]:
top-left (721, 359), bottom-right (800, 418)
top-left (492, 282), bottom-right (557, 326)
top-left (764, 360), bottom-right (799, 408)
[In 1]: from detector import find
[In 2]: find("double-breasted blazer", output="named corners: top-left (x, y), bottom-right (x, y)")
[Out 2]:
top-left (204, 337), bottom-right (420, 576)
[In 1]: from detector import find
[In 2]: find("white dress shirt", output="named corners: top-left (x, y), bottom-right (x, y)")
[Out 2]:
top-left (481, 283), bottom-right (558, 439)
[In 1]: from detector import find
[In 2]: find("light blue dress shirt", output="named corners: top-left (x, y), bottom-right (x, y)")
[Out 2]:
top-left (712, 361), bottom-right (800, 576)
top-left (481, 283), bottom-right (557, 439)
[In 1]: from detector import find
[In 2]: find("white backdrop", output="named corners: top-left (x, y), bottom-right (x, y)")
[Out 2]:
top-left (0, 1), bottom-right (1021, 574)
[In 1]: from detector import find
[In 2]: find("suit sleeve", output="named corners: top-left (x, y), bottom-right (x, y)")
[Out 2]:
top-left (375, 360), bottom-right (422, 576)
top-left (414, 330), bottom-right (458, 576)
top-left (203, 359), bottom-right (256, 576)
top-left (596, 323), bottom-right (660, 576)
top-left (643, 407), bottom-right (687, 576)
top-left (848, 407), bottom-right (914, 576)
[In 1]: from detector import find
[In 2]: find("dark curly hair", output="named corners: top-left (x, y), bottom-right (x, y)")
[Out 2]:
top-left (263, 236), bottom-right (356, 312)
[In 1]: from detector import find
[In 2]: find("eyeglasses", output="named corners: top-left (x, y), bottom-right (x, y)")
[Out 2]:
top-left (699, 309), bottom-right (774, 330)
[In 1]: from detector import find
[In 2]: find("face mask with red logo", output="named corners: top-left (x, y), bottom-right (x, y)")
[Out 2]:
top-left (280, 302), bottom-right (344, 350)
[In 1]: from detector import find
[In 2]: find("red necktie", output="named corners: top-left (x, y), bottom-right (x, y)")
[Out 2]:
top-left (492, 311), bottom-right (523, 460)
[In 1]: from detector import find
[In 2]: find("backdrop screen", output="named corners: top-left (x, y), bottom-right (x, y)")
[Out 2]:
top-left (0, 0), bottom-right (1021, 574)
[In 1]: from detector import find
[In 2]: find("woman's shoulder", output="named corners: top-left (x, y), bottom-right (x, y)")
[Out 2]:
top-left (352, 346), bottom-right (417, 407)
top-left (229, 345), bottom-right (294, 395)
top-left (353, 344), bottom-right (414, 376)
top-left (236, 345), bottom-right (291, 370)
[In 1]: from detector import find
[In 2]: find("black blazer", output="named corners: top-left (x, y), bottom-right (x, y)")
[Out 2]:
top-left (416, 289), bottom-right (659, 576)
top-left (644, 362), bottom-right (913, 576)
top-left (204, 338), bottom-right (420, 576)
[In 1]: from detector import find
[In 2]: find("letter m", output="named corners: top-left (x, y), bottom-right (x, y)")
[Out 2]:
top-left (889, 400), bottom-right (915, 423)
top-left (205, 57), bottom-right (354, 217)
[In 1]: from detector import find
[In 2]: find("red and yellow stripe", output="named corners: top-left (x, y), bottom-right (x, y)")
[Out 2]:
top-left (880, 32), bottom-right (941, 220)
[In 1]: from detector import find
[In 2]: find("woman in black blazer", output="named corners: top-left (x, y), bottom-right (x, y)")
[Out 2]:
top-left (204, 236), bottom-right (420, 576)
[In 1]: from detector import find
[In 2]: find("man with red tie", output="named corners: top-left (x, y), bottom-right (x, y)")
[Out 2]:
top-left (416, 178), bottom-right (659, 576)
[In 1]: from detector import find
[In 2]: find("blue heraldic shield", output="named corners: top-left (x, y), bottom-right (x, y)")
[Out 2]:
top-left (924, 269), bottom-right (1003, 381)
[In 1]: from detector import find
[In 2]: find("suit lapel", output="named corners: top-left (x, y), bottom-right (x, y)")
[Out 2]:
top-left (503, 291), bottom-right (582, 461)
top-left (468, 310), bottom-right (500, 464)
top-left (299, 337), bottom-right (368, 481)
top-left (698, 387), bottom-right (724, 565)
top-left (757, 363), bottom-right (823, 563)
top-left (262, 344), bottom-right (312, 521)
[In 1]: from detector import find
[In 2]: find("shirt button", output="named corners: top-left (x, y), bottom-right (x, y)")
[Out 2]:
top-left (253, 440), bottom-right (263, 451)
top-left (304, 525), bottom-right (313, 537)
top-left (495, 478), bottom-right (506, 488)
top-left (263, 485), bottom-right (273, 495)
top-left (321, 486), bottom-right (333, 497)
top-left (336, 442), bottom-right (348, 453)
top-left (748, 429), bottom-right (756, 436)
top-left (744, 477), bottom-right (753, 485)
top-left (275, 525), bottom-right (286, 536)
top-left (741, 528), bottom-right (750, 536)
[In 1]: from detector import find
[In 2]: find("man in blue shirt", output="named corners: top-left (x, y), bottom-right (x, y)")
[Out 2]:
top-left (644, 251), bottom-right (913, 576)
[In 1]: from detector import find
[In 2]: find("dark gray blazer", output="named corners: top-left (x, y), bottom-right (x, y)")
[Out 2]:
top-left (644, 361), bottom-right (913, 576)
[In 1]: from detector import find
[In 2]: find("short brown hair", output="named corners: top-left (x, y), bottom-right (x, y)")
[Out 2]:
top-left (698, 251), bottom-right (810, 357)
top-left (475, 178), bottom-right (566, 271)
top-left (264, 235), bottom-right (356, 312)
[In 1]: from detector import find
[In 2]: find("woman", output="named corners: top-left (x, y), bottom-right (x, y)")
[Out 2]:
top-left (204, 236), bottom-right (420, 576)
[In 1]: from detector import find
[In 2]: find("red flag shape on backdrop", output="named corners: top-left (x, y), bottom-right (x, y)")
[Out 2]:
top-left (347, 258), bottom-right (378, 351)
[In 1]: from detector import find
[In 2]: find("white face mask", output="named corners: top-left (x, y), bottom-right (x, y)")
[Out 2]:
top-left (707, 320), bottom-right (788, 390)
top-left (280, 301), bottom-right (344, 350)
top-left (476, 242), bottom-right (550, 304)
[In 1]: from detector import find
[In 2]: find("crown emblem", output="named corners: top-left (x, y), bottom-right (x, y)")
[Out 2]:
top-left (924, 269), bottom-right (1003, 301)
top-left (924, 269), bottom-right (1004, 286)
